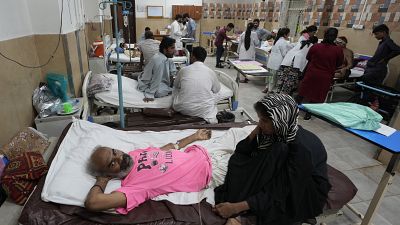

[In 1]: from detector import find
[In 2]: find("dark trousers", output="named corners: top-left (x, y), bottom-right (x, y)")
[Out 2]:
top-left (216, 45), bottom-right (224, 66)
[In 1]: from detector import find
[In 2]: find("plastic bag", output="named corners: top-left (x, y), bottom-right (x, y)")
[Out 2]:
top-left (32, 84), bottom-right (62, 118)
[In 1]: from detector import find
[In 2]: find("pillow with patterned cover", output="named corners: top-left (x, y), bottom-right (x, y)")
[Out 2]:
top-left (0, 127), bottom-right (50, 160)
top-left (1, 151), bottom-right (48, 205)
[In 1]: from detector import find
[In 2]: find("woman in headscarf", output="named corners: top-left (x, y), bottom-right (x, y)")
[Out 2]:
top-left (334, 36), bottom-right (354, 79)
top-left (214, 93), bottom-right (331, 225)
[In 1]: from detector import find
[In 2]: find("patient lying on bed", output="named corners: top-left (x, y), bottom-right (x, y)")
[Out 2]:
top-left (84, 129), bottom-right (212, 214)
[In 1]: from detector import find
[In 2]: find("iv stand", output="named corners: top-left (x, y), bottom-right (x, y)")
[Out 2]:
top-left (99, 0), bottom-right (132, 128)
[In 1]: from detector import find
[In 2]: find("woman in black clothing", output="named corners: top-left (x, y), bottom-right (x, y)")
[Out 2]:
top-left (214, 93), bottom-right (331, 225)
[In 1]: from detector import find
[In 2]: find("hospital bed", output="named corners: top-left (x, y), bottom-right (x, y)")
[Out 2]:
top-left (299, 104), bottom-right (400, 225)
top-left (326, 54), bottom-right (373, 102)
top-left (255, 47), bottom-right (271, 66)
top-left (108, 52), bottom-right (189, 66)
top-left (18, 120), bottom-right (357, 225)
top-left (82, 70), bottom-right (239, 122)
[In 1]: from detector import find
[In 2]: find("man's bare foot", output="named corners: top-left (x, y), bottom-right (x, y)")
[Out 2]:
top-left (225, 218), bottom-right (241, 225)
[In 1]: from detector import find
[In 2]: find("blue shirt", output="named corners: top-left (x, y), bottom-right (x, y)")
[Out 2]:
top-left (185, 18), bottom-right (196, 39)
top-left (254, 27), bottom-right (272, 46)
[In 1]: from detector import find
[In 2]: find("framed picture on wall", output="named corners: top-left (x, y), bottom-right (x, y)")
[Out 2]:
top-left (147, 6), bottom-right (163, 18)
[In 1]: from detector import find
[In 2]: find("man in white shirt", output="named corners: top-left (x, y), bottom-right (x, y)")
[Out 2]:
top-left (173, 47), bottom-right (221, 123)
top-left (170, 14), bottom-right (183, 50)
top-left (137, 37), bottom-right (177, 102)
top-left (137, 31), bottom-right (160, 66)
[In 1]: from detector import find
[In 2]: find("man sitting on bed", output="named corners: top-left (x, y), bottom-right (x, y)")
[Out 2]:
top-left (85, 129), bottom-right (212, 214)
top-left (137, 37), bottom-right (178, 102)
top-left (172, 46), bottom-right (221, 123)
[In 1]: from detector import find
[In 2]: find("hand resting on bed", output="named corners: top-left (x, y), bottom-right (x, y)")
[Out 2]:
top-left (84, 129), bottom-right (213, 213)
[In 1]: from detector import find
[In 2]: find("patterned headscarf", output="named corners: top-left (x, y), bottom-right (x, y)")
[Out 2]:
top-left (256, 93), bottom-right (299, 150)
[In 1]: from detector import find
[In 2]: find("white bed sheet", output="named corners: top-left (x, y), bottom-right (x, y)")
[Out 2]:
top-left (349, 68), bottom-right (364, 78)
top-left (94, 74), bottom-right (234, 109)
top-left (109, 52), bottom-right (187, 64)
top-left (41, 119), bottom-right (254, 207)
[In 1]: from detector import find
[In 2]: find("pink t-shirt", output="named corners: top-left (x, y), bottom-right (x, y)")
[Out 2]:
top-left (115, 145), bottom-right (212, 214)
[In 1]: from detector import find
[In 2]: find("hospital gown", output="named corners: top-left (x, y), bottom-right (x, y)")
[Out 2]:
top-left (172, 61), bottom-right (221, 123)
top-left (137, 52), bottom-right (177, 99)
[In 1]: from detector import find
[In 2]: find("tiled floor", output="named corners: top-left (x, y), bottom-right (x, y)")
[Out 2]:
top-left (204, 56), bottom-right (400, 225)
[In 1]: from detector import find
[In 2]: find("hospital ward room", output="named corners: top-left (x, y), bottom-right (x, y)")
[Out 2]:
top-left (2, 0), bottom-right (400, 225)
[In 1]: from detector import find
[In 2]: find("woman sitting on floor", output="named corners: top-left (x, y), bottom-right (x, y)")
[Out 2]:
top-left (214, 93), bottom-right (331, 225)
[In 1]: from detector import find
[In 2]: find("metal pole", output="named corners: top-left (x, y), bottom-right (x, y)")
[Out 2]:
top-left (113, 0), bottom-right (125, 128)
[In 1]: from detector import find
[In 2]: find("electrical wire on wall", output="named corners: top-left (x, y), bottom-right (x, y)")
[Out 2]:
top-left (0, 0), bottom-right (65, 69)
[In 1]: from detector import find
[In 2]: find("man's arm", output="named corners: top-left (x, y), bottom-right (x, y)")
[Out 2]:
top-left (85, 177), bottom-right (127, 211)
top-left (173, 69), bottom-right (183, 88)
top-left (211, 72), bottom-right (221, 94)
top-left (172, 22), bottom-right (183, 37)
top-left (384, 39), bottom-right (400, 62)
top-left (140, 51), bottom-right (144, 68)
top-left (160, 129), bottom-right (211, 151)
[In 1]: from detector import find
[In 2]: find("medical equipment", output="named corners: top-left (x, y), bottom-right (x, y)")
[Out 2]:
top-left (99, 0), bottom-right (133, 128)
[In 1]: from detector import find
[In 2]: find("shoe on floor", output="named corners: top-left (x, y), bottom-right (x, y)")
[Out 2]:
top-left (304, 112), bottom-right (312, 120)
top-left (262, 88), bottom-right (269, 93)
top-left (239, 78), bottom-right (249, 83)
top-left (216, 64), bottom-right (224, 68)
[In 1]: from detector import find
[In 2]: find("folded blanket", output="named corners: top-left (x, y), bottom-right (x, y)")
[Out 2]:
top-left (303, 102), bottom-right (382, 130)
top-left (87, 73), bottom-right (114, 97)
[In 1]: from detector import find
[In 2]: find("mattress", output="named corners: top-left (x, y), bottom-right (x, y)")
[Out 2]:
top-left (109, 52), bottom-right (187, 64)
top-left (20, 122), bottom-right (236, 225)
top-left (94, 74), bottom-right (234, 108)
top-left (41, 119), bottom-right (254, 208)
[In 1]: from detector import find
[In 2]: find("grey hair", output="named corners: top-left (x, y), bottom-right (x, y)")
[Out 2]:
top-left (86, 145), bottom-right (108, 177)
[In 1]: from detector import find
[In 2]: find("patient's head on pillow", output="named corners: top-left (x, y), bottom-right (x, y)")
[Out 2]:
top-left (87, 146), bottom-right (134, 179)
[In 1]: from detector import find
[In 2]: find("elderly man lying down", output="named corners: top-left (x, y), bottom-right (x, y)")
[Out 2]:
top-left (85, 129), bottom-right (212, 214)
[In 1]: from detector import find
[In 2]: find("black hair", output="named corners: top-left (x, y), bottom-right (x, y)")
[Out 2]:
top-left (245, 23), bottom-right (255, 51)
top-left (159, 37), bottom-right (176, 53)
top-left (300, 25), bottom-right (318, 35)
top-left (274, 28), bottom-right (290, 45)
top-left (300, 36), bottom-right (318, 50)
top-left (321, 27), bottom-right (338, 45)
top-left (192, 46), bottom-right (207, 62)
top-left (145, 27), bottom-right (150, 31)
top-left (253, 18), bottom-right (260, 23)
top-left (337, 36), bottom-right (348, 44)
top-left (227, 23), bottom-right (235, 29)
top-left (175, 14), bottom-right (182, 20)
top-left (373, 24), bottom-right (389, 34)
top-left (144, 30), bottom-right (154, 39)
top-left (254, 101), bottom-right (269, 119)
top-left (183, 13), bottom-right (189, 18)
